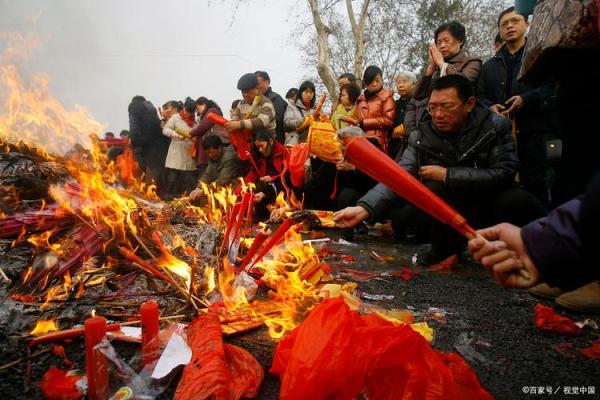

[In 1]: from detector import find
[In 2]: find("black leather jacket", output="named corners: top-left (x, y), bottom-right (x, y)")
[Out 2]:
top-left (358, 106), bottom-right (519, 219)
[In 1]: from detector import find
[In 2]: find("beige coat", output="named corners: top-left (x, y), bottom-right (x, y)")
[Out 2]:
top-left (163, 113), bottom-right (197, 171)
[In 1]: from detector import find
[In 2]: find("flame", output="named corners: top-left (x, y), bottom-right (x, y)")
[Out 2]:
top-left (205, 266), bottom-right (216, 294)
top-left (30, 319), bottom-right (59, 336)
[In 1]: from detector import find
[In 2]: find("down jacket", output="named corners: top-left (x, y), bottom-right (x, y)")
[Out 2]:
top-left (355, 88), bottom-right (396, 152)
top-left (358, 106), bottom-right (519, 219)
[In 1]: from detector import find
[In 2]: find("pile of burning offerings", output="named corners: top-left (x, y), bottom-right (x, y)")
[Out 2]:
top-left (0, 62), bottom-right (329, 380)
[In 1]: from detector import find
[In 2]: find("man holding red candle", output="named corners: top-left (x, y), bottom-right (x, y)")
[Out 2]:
top-left (335, 75), bottom-right (546, 265)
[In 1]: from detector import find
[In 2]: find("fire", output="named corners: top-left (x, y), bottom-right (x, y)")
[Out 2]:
top-left (30, 319), bottom-right (59, 336)
top-left (205, 266), bottom-right (216, 294)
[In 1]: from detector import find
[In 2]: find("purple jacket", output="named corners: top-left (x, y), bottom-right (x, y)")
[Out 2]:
top-left (189, 107), bottom-right (228, 166)
top-left (522, 193), bottom-right (597, 289)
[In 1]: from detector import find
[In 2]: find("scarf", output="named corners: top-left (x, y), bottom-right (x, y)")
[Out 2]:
top-left (179, 110), bottom-right (195, 128)
top-left (364, 86), bottom-right (382, 101)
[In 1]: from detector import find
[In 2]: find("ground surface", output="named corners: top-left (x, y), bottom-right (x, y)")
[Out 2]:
top-left (1, 230), bottom-right (599, 399)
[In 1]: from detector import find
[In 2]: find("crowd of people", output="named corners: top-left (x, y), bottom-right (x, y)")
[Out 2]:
top-left (105, 6), bottom-right (599, 312)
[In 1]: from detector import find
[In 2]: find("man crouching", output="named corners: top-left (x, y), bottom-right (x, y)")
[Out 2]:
top-left (335, 75), bottom-right (546, 265)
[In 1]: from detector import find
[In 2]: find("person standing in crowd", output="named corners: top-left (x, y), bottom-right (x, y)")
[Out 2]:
top-left (162, 98), bottom-right (198, 199)
top-left (189, 97), bottom-right (228, 171)
top-left (239, 130), bottom-right (290, 221)
top-left (285, 88), bottom-right (298, 105)
top-left (128, 95), bottom-right (169, 192)
top-left (331, 82), bottom-right (360, 131)
top-left (389, 70), bottom-right (417, 159)
top-left (477, 7), bottom-right (551, 207)
top-left (227, 73), bottom-right (276, 137)
top-left (469, 0), bottom-right (600, 311)
top-left (335, 75), bottom-right (546, 265)
top-left (189, 135), bottom-right (243, 202)
top-left (283, 80), bottom-right (317, 145)
top-left (338, 72), bottom-right (357, 86)
top-left (352, 66), bottom-right (396, 153)
top-left (256, 71), bottom-right (288, 144)
top-left (405, 21), bottom-right (482, 133)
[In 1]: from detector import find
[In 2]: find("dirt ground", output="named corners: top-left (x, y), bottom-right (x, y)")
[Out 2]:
top-left (1, 229), bottom-right (599, 399)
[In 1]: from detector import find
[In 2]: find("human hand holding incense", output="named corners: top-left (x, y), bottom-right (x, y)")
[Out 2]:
top-left (468, 223), bottom-right (541, 288)
top-left (225, 120), bottom-right (242, 133)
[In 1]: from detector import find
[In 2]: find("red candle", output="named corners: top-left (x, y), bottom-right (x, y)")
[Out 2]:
top-left (221, 202), bottom-right (242, 252)
top-left (238, 230), bottom-right (269, 271)
top-left (140, 301), bottom-right (160, 367)
top-left (344, 136), bottom-right (476, 238)
top-left (84, 316), bottom-right (109, 400)
top-left (248, 218), bottom-right (296, 270)
top-left (245, 193), bottom-right (255, 232)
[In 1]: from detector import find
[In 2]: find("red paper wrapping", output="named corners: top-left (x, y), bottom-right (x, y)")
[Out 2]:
top-left (207, 113), bottom-right (252, 161)
top-left (534, 304), bottom-right (582, 336)
top-left (39, 367), bottom-right (83, 400)
top-left (271, 297), bottom-right (493, 400)
top-left (345, 136), bottom-right (477, 238)
top-left (175, 312), bottom-right (263, 400)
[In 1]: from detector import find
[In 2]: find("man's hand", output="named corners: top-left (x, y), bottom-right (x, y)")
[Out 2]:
top-left (259, 175), bottom-right (274, 184)
top-left (503, 96), bottom-right (524, 116)
top-left (335, 161), bottom-right (356, 171)
top-left (420, 165), bottom-right (447, 182)
top-left (468, 223), bottom-right (541, 288)
top-left (334, 206), bottom-right (370, 228)
top-left (225, 120), bottom-right (242, 133)
top-left (253, 192), bottom-right (266, 203)
top-left (189, 188), bottom-right (204, 201)
top-left (429, 43), bottom-right (445, 69)
top-left (489, 104), bottom-right (506, 115)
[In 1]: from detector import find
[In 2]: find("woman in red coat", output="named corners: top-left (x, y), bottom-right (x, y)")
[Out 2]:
top-left (347, 66), bottom-right (396, 152)
top-left (240, 130), bottom-right (290, 221)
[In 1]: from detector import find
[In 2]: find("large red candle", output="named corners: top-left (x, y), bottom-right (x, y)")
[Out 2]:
top-left (344, 136), bottom-right (477, 238)
top-left (140, 300), bottom-right (160, 367)
top-left (84, 316), bottom-right (109, 400)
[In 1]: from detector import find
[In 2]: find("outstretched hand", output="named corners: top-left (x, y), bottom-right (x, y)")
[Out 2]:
top-left (468, 223), bottom-right (541, 288)
top-left (334, 206), bottom-right (370, 229)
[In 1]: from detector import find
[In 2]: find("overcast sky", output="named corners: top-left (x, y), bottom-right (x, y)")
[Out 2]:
top-left (1, 0), bottom-right (306, 133)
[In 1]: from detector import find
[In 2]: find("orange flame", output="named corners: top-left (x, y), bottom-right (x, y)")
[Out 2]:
top-left (29, 319), bottom-right (59, 336)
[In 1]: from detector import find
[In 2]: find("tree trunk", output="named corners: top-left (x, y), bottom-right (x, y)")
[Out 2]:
top-left (307, 0), bottom-right (338, 102)
top-left (346, 0), bottom-right (370, 86)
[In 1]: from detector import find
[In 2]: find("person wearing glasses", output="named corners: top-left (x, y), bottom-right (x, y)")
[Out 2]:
top-left (335, 75), bottom-right (546, 265)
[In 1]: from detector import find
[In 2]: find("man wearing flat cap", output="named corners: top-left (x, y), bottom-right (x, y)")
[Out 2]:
top-left (226, 73), bottom-right (277, 137)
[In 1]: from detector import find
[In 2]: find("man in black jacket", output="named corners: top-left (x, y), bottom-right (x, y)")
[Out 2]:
top-left (128, 96), bottom-right (170, 193)
top-left (255, 71), bottom-right (287, 144)
top-left (477, 7), bottom-right (551, 206)
top-left (335, 75), bottom-right (546, 265)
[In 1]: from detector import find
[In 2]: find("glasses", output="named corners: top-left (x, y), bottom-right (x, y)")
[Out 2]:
top-left (427, 103), bottom-right (459, 115)
top-left (500, 17), bottom-right (525, 29)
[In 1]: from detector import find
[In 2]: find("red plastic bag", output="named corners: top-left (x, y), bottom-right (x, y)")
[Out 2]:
top-left (271, 298), bottom-right (493, 400)
top-left (39, 367), bottom-right (83, 400)
top-left (534, 304), bottom-right (582, 336)
top-left (288, 143), bottom-right (310, 188)
top-left (580, 339), bottom-right (600, 359)
top-left (175, 312), bottom-right (264, 400)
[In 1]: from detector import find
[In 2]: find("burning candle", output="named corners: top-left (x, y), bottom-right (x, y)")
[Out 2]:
top-left (248, 217), bottom-right (296, 270)
top-left (84, 316), bottom-right (109, 400)
top-left (238, 230), bottom-right (269, 271)
top-left (221, 202), bottom-right (242, 253)
top-left (140, 300), bottom-right (160, 367)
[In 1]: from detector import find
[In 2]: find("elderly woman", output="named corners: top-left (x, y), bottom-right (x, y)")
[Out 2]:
top-left (162, 97), bottom-right (198, 198)
top-left (405, 20), bottom-right (482, 132)
top-left (389, 70), bottom-right (417, 158)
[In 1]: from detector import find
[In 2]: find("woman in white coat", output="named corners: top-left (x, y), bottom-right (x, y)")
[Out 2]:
top-left (162, 98), bottom-right (198, 198)
top-left (283, 80), bottom-right (316, 145)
